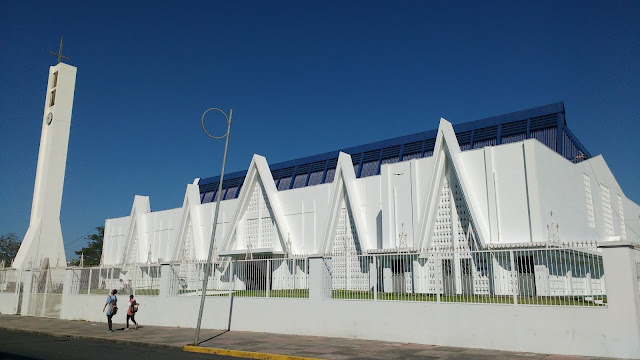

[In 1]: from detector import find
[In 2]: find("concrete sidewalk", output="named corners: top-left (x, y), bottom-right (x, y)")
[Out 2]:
top-left (0, 314), bottom-right (619, 360)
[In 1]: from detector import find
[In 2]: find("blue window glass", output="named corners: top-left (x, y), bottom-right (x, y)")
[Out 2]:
top-left (403, 152), bottom-right (420, 161)
top-left (360, 160), bottom-right (379, 177)
top-left (324, 168), bottom-right (336, 183)
top-left (223, 186), bottom-right (238, 200)
top-left (292, 174), bottom-right (308, 189)
top-left (307, 170), bottom-right (324, 186)
top-left (277, 176), bottom-right (292, 191)
top-left (202, 191), bottom-right (215, 203)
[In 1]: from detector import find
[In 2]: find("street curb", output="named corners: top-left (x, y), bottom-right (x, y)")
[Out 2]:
top-left (183, 345), bottom-right (325, 360)
top-left (0, 325), bottom-right (182, 351)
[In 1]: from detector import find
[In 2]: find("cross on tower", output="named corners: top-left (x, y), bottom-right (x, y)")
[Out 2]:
top-left (49, 37), bottom-right (70, 64)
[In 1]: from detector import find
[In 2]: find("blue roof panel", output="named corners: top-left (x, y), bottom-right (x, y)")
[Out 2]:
top-left (198, 102), bottom-right (590, 200)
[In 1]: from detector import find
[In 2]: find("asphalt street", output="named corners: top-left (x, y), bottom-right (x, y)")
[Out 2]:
top-left (0, 329), bottom-right (234, 360)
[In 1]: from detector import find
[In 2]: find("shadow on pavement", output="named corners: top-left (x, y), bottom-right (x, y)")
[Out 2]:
top-left (0, 351), bottom-right (43, 360)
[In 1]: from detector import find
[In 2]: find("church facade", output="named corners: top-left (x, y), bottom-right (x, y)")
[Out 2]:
top-left (101, 102), bottom-right (639, 296)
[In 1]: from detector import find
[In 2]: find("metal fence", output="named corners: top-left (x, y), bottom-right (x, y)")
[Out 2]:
top-left (70, 264), bottom-right (161, 296)
top-left (67, 244), bottom-right (605, 306)
top-left (0, 269), bottom-right (21, 294)
top-left (328, 244), bottom-right (606, 306)
top-left (167, 258), bottom-right (309, 298)
top-left (168, 260), bottom-right (231, 296)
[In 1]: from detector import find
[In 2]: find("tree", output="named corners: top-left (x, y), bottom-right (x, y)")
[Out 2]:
top-left (72, 226), bottom-right (104, 267)
top-left (0, 233), bottom-right (21, 266)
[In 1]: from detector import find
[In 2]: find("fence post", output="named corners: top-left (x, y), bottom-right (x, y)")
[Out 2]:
top-left (58, 268), bottom-right (75, 319)
top-left (309, 256), bottom-right (331, 301)
top-left (510, 251), bottom-right (518, 305)
top-left (159, 263), bottom-right (172, 296)
top-left (229, 260), bottom-right (235, 295)
top-left (13, 270), bottom-right (22, 314)
top-left (87, 268), bottom-right (92, 295)
top-left (373, 256), bottom-right (378, 301)
top-left (266, 260), bottom-right (271, 298)
top-left (20, 270), bottom-right (32, 316)
top-left (598, 241), bottom-right (640, 358)
top-left (436, 252), bottom-right (441, 303)
top-left (63, 268), bottom-right (74, 296)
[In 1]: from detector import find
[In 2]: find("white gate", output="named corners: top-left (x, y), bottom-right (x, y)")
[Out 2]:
top-left (26, 269), bottom-right (66, 318)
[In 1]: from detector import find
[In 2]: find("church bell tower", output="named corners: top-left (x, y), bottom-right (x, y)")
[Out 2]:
top-left (12, 39), bottom-right (76, 269)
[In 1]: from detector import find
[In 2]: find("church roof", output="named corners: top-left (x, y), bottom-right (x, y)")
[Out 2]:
top-left (198, 101), bottom-right (590, 203)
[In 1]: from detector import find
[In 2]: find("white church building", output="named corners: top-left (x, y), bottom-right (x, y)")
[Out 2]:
top-left (7, 55), bottom-right (640, 357)
top-left (99, 102), bottom-right (639, 298)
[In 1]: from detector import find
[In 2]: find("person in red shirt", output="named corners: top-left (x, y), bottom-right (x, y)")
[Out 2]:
top-left (126, 294), bottom-right (139, 330)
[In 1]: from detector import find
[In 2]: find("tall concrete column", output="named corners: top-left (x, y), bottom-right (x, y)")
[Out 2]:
top-left (13, 62), bottom-right (77, 270)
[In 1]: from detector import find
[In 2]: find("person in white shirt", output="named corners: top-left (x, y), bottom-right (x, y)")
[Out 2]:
top-left (102, 289), bottom-right (118, 333)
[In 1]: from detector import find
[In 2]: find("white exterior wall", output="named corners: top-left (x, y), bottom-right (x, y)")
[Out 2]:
top-left (102, 120), bottom-right (640, 266)
top-left (103, 216), bottom-right (129, 265)
top-left (277, 184), bottom-right (331, 255)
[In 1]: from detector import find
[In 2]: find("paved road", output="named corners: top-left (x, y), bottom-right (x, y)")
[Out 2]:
top-left (0, 329), bottom-right (234, 360)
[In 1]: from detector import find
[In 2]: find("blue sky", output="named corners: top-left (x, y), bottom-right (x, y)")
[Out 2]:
top-left (1, 1), bottom-right (638, 260)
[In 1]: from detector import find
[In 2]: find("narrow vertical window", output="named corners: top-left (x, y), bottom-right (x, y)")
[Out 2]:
top-left (600, 184), bottom-right (613, 235)
top-left (49, 89), bottom-right (56, 107)
top-left (583, 174), bottom-right (595, 228)
top-left (52, 71), bottom-right (58, 88)
top-left (617, 194), bottom-right (626, 240)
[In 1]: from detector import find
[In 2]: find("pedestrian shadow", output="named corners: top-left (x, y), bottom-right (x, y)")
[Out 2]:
top-left (116, 326), bottom-right (143, 331)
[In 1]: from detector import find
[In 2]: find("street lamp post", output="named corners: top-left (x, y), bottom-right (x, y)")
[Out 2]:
top-left (194, 108), bottom-right (232, 345)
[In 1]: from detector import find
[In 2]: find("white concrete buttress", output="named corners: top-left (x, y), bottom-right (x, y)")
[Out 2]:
top-left (121, 196), bottom-right (151, 264)
top-left (172, 184), bottom-right (206, 261)
top-left (219, 154), bottom-right (292, 255)
top-left (416, 118), bottom-right (489, 250)
top-left (322, 152), bottom-right (371, 254)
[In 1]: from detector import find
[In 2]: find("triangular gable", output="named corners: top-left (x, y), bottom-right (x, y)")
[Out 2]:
top-left (416, 118), bottom-right (488, 250)
top-left (172, 184), bottom-right (204, 262)
top-left (219, 154), bottom-right (292, 254)
top-left (322, 152), bottom-right (371, 254)
top-left (121, 196), bottom-right (150, 264)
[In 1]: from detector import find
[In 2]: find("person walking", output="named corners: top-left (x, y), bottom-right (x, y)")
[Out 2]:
top-left (102, 289), bottom-right (118, 332)
top-left (126, 294), bottom-right (139, 330)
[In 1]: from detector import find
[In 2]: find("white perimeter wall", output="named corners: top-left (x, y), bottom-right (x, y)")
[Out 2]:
top-left (53, 245), bottom-right (640, 359)
top-left (59, 294), bottom-right (633, 358)
top-left (0, 292), bottom-right (20, 314)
